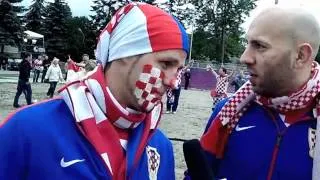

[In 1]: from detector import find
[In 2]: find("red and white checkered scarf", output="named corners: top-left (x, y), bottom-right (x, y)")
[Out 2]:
top-left (201, 62), bottom-right (320, 178)
top-left (58, 65), bottom-right (162, 179)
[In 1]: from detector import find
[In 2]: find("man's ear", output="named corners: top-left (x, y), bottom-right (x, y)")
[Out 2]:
top-left (295, 43), bottom-right (313, 68)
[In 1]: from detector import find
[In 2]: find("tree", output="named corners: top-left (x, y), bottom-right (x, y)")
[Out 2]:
top-left (90, 0), bottom-right (126, 35)
top-left (43, 0), bottom-right (72, 60)
top-left (191, 0), bottom-right (256, 62)
top-left (24, 0), bottom-right (45, 34)
top-left (0, 0), bottom-right (25, 49)
top-left (65, 16), bottom-right (96, 61)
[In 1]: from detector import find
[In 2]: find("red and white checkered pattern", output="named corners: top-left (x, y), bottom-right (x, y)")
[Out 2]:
top-left (95, 2), bottom-right (189, 67)
top-left (135, 64), bottom-right (164, 112)
top-left (201, 62), bottom-right (320, 170)
top-left (59, 64), bottom-right (163, 179)
top-left (216, 64), bottom-right (320, 131)
top-left (216, 75), bottom-right (229, 95)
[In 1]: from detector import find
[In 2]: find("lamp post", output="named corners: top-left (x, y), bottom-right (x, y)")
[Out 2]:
top-left (188, 24), bottom-right (194, 64)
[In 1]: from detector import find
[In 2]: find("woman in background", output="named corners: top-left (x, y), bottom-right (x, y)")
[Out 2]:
top-left (45, 57), bottom-right (63, 98)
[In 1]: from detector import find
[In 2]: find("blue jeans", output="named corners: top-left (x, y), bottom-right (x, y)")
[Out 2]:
top-left (13, 80), bottom-right (32, 106)
top-left (33, 69), bottom-right (40, 82)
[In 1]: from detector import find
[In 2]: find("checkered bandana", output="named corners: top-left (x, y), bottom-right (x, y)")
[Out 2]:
top-left (135, 64), bottom-right (164, 112)
top-left (95, 2), bottom-right (189, 68)
top-left (201, 62), bottom-right (320, 177)
top-left (58, 65), bottom-right (163, 179)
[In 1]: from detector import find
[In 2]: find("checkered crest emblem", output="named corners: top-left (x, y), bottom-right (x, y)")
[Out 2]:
top-left (309, 128), bottom-right (316, 158)
top-left (146, 145), bottom-right (160, 180)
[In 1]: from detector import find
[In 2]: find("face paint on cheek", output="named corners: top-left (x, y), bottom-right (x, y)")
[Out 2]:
top-left (134, 64), bottom-right (165, 112)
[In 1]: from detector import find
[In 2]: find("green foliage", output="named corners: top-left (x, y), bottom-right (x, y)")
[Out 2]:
top-left (90, 0), bottom-right (126, 36)
top-left (0, 0), bottom-right (25, 47)
top-left (190, 0), bottom-right (256, 62)
top-left (24, 0), bottom-right (45, 34)
top-left (65, 16), bottom-right (96, 62)
top-left (43, 0), bottom-right (72, 60)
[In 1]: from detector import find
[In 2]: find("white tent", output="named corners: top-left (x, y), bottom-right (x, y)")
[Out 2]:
top-left (24, 30), bottom-right (44, 39)
top-left (23, 30), bottom-right (45, 53)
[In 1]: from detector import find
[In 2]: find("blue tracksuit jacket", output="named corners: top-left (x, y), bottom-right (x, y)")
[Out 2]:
top-left (0, 99), bottom-right (175, 179)
top-left (204, 99), bottom-right (316, 180)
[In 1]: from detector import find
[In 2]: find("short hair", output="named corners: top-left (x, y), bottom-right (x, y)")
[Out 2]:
top-left (82, 54), bottom-right (89, 58)
top-left (21, 52), bottom-right (31, 60)
top-left (221, 67), bottom-right (227, 74)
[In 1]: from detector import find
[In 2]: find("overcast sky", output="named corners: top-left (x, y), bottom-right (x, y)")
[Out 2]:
top-left (20, 0), bottom-right (320, 31)
top-left (242, 0), bottom-right (320, 31)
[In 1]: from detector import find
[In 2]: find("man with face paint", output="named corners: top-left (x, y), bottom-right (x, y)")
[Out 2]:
top-left (195, 7), bottom-right (320, 180)
top-left (0, 3), bottom-right (189, 179)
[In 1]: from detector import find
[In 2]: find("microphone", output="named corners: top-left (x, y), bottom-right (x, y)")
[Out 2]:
top-left (183, 139), bottom-right (215, 180)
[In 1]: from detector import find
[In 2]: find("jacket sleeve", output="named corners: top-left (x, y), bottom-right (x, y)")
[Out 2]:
top-left (45, 66), bottom-right (51, 80)
top-left (59, 67), bottom-right (64, 81)
top-left (0, 114), bottom-right (27, 179)
top-left (203, 98), bottom-right (229, 175)
top-left (204, 98), bottom-right (229, 133)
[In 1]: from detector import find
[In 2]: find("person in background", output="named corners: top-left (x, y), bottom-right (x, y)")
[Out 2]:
top-left (230, 70), bottom-right (247, 91)
top-left (0, 54), bottom-right (8, 70)
top-left (198, 7), bottom-right (320, 180)
top-left (0, 3), bottom-right (189, 179)
top-left (41, 55), bottom-right (51, 83)
top-left (184, 68), bottom-right (191, 90)
top-left (65, 55), bottom-right (87, 82)
top-left (33, 55), bottom-right (43, 83)
top-left (84, 59), bottom-right (97, 72)
top-left (13, 52), bottom-right (33, 108)
top-left (166, 69), bottom-right (183, 114)
top-left (207, 65), bottom-right (233, 110)
top-left (45, 57), bottom-right (63, 98)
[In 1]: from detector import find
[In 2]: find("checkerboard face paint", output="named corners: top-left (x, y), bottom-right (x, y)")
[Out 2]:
top-left (134, 64), bottom-right (165, 112)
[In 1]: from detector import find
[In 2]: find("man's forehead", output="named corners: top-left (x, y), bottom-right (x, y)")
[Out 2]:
top-left (246, 21), bottom-right (281, 44)
top-left (246, 29), bottom-right (270, 44)
top-left (155, 51), bottom-right (186, 62)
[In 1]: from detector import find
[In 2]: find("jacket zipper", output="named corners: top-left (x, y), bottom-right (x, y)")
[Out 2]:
top-left (267, 135), bottom-right (282, 180)
top-left (264, 108), bottom-right (288, 180)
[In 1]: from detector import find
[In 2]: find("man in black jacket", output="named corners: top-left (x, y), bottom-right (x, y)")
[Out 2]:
top-left (41, 55), bottom-right (51, 83)
top-left (13, 52), bottom-right (33, 108)
top-left (184, 68), bottom-right (191, 89)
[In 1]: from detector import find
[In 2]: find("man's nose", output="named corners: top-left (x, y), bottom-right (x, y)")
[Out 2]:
top-left (240, 47), bottom-right (255, 65)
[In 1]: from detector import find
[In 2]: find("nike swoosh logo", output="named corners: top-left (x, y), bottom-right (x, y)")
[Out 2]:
top-left (60, 157), bottom-right (85, 168)
top-left (235, 125), bottom-right (256, 132)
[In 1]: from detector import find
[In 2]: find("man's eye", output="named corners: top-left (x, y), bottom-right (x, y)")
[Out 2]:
top-left (252, 42), bottom-right (266, 50)
top-left (161, 61), bottom-right (174, 69)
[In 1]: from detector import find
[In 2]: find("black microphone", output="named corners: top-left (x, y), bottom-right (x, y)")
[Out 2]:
top-left (183, 139), bottom-right (215, 180)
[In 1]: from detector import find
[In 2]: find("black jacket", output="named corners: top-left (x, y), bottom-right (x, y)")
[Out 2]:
top-left (18, 59), bottom-right (32, 81)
